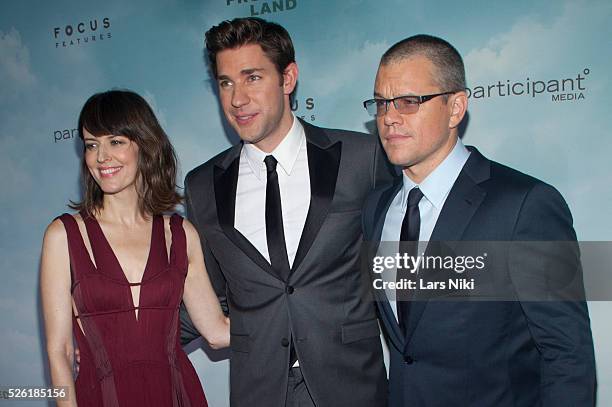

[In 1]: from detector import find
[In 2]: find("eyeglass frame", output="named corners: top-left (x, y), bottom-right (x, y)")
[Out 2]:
top-left (362, 91), bottom-right (462, 117)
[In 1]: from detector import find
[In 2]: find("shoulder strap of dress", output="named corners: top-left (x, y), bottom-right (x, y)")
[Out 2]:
top-left (55, 213), bottom-right (95, 283)
top-left (169, 214), bottom-right (188, 272)
top-left (147, 214), bottom-right (168, 269)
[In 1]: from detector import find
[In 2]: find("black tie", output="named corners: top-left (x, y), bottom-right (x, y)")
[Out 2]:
top-left (264, 155), bottom-right (291, 280)
top-left (397, 187), bottom-right (424, 336)
top-left (264, 155), bottom-right (297, 366)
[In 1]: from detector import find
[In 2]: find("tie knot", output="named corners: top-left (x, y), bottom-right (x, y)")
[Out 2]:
top-left (264, 155), bottom-right (278, 172)
top-left (407, 187), bottom-right (424, 208)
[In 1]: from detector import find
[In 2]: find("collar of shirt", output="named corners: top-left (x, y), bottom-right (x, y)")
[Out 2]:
top-left (400, 138), bottom-right (471, 209)
top-left (242, 115), bottom-right (306, 181)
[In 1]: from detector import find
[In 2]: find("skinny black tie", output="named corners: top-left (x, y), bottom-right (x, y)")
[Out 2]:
top-left (264, 155), bottom-right (291, 281)
top-left (397, 187), bottom-right (424, 335)
top-left (264, 155), bottom-right (297, 366)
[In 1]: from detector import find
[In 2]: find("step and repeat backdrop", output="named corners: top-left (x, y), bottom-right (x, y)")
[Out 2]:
top-left (1, 0), bottom-right (611, 405)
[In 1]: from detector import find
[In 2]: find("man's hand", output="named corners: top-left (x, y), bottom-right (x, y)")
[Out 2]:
top-left (74, 348), bottom-right (80, 374)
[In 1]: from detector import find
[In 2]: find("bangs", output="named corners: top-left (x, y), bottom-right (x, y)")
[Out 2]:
top-left (78, 91), bottom-right (136, 140)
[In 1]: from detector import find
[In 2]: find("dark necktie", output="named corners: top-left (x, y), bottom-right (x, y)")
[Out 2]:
top-left (264, 155), bottom-right (297, 366)
top-left (397, 187), bottom-right (424, 336)
top-left (264, 155), bottom-right (291, 280)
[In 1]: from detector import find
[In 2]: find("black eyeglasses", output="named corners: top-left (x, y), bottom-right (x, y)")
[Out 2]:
top-left (363, 91), bottom-right (459, 117)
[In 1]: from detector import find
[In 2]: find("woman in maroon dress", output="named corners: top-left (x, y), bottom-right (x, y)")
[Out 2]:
top-left (41, 90), bottom-right (228, 406)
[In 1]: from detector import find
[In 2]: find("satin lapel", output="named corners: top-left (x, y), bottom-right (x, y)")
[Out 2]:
top-left (403, 149), bottom-right (489, 349)
top-left (291, 136), bottom-right (341, 273)
top-left (213, 149), bottom-right (280, 280)
top-left (370, 180), bottom-right (405, 351)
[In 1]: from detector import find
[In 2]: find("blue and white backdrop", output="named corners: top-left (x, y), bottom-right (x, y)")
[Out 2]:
top-left (1, 1), bottom-right (611, 405)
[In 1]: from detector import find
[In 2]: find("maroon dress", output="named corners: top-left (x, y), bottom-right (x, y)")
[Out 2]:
top-left (58, 212), bottom-right (207, 407)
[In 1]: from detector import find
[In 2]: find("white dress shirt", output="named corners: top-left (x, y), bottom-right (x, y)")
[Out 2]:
top-left (234, 115), bottom-right (310, 270)
top-left (379, 138), bottom-right (470, 320)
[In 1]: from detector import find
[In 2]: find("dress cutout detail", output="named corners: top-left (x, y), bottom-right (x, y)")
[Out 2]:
top-left (58, 212), bottom-right (207, 407)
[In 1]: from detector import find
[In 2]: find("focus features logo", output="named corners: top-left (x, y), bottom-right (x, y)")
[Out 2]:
top-left (290, 96), bottom-right (316, 122)
top-left (467, 68), bottom-right (590, 102)
top-left (53, 17), bottom-right (111, 49)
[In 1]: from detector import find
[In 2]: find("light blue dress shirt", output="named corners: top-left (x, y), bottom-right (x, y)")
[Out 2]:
top-left (379, 138), bottom-right (471, 320)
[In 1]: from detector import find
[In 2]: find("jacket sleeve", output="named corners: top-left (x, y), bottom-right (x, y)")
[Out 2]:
top-left (509, 182), bottom-right (596, 406)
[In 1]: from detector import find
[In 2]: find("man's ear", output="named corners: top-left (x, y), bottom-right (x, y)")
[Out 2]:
top-left (448, 91), bottom-right (468, 129)
top-left (282, 62), bottom-right (298, 95)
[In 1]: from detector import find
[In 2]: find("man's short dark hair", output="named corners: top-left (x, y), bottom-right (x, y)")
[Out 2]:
top-left (205, 17), bottom-right (295, 78)
top-left (381, 34), bottom-right (466, 92)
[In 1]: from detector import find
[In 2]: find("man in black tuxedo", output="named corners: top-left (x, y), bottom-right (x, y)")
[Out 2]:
top-left (362, 34), bottom-right (596, 406)
top-left (180, 18), bottom-right (390, 407)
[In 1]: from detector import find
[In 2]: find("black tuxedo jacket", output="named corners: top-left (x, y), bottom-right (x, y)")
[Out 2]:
top-left (363, 146), bottom-right (596, 407)
top-left (181, 120), bottom-right (392, 407)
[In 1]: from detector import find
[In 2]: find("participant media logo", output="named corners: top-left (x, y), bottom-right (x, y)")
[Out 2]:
top-left (467, 68), bottom-right (590, 103)
top-left (53, 128), bottom-right (77, 143)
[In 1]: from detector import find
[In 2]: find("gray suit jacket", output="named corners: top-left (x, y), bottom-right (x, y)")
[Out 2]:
top-left (181, 120), bottom-right (392, 407)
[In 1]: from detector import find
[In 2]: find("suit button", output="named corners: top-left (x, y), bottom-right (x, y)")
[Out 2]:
top-left (281, 338), bottom-right (290, 347)
top-left (404, 355), bottom-right (414, 364)
top-left (285, 285), bottom-right (294, 294)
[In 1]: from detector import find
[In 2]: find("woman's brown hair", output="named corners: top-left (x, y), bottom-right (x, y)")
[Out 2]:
top-left (70, 90), bottom-right (182, 216)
